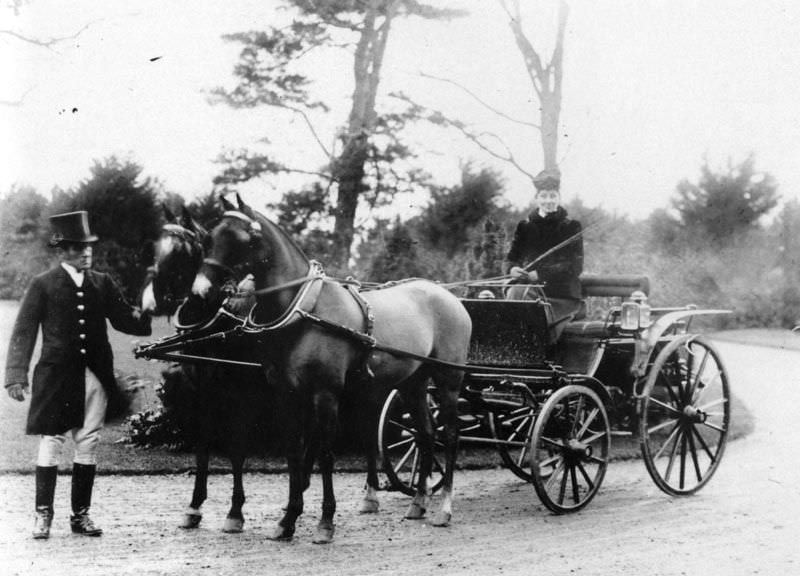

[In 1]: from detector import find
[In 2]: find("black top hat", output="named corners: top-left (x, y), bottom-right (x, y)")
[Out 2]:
top-left (48, 211), bottom-right (98, 246)
top-left (533, 169), bottom-right (561, 191)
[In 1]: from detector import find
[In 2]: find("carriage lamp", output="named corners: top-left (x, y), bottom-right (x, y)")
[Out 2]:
top-left (620, 290), bottom-right (652, 330)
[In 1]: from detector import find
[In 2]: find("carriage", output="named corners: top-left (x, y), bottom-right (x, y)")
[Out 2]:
top-left (378, 275), bottom-right (731, 513)
top-left (134, 203), bottom-right (730, 540)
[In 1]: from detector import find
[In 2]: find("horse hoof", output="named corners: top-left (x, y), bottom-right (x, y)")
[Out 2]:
top-left (267, 524), bottom-right (294, 541)
top-left (179, 509), bottom-right (202, 529)
top-left (222, 517), bottom-right (244, 533)
top-left (431, 511), bottom-right (452, 527)
top-left (404, 502), bottom-right (426, 520)
top-left (312, 525), bottom-right (335, 544)
top-left (358, 497), bottom-right (379, 514)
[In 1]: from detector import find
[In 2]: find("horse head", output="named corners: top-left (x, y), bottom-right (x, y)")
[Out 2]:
top-left (141, 204), bottom-right (208, 317)
top-left (192, 194), bottom-right (310, 321)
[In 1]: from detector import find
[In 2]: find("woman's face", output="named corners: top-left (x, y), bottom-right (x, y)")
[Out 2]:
top-left (536, 189), bottom-right (561, 214)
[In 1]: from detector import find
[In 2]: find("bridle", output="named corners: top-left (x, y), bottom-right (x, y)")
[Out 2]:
top-left (154, 223), bottom-right (206, 306)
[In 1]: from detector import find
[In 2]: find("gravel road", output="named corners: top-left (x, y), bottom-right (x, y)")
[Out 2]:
top-left (1, 340), bottom-right (798, 576)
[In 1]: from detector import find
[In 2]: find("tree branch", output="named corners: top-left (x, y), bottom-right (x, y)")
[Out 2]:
top-left (0, 21), bottom-right (93, 50)
top-left (417, 71), bottom-right (539, 128)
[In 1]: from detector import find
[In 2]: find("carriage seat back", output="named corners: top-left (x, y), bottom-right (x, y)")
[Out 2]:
top-left (579, 274), bottom-right (650, 298)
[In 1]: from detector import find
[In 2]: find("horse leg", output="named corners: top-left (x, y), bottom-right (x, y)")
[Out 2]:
top-left (359, 384), bottom-right (381, 514)
top-left (404, 377), bottom-right (434, 520)
top-left (430, 371), bottom-right (462, 527)
top-left (180, 444), bottom-right (208, 529)
top-left (313, 390), bottom-right (339, 544)
top-left (222, 449), bottom-right (246, 533)
top-left (268, 390), bottom-right (305, 541)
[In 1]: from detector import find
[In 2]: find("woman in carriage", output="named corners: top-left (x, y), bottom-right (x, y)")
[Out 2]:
top-left (505, 168), bottom-right (584, 339)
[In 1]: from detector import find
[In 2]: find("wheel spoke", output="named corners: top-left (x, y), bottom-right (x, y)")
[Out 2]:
top-left (691, 424), bottom-right (718, 462)
top-left (541, 436), bottom-right (566, 449)
top-left (387, 435), bottom-right (415, 452)
top-left (575, 460), bottom-right (595, 490)
top-left (577, 407), bottom-right (600, 438)
top-left (686, 426), bottom-right (703, 482)
top-left (648, 397), bottom-right (683, 417)
top-left (545, 459), bottom-right (566, 492)
top-left (647, 416), bottom-right (679, 436)
top-left (581, 429), bottom-right (608, 445)
top-left (570, 463), bottom-right (580, 504)
top-left (653, 421), bottom-right (681, 460)
top-left (679, 429), bottom-right (688, 489)
top-left (697, 397), bottom-right (727, 412)
top-left (558, 461), bottom-right (569, 505)
top-left (687, 346), bottom-right (709, 402)
top-left (570, 396), bottom-right (585, 437)
top-left (659, 369), bottom-right (682, 406)
top-left (387, 418), bottom-right (415, 435)
top-left (663, 427), bottom-right (684, 482)
top-left (699, 420), bottom-right (727, 433)
top-left (539, 452), bottom-right (561, 469)
top-left (693, 369), bottom-right (723, 405)
top-left (514, 428), bottom-right (532, 468)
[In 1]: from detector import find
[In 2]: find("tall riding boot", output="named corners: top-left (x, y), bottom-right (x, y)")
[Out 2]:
top-left (70, 463), bottom-right (102, 536)
top-left (33, 466), bottom-right (57, 539)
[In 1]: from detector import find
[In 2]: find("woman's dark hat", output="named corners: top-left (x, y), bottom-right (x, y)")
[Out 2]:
top-left (48, 211), bottom-right (98, 246)
top-left (533, 169), bottom-right (561, 191)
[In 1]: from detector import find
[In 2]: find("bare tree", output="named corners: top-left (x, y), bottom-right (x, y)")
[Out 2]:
top-left (498, 0), bottom-right (569, 172)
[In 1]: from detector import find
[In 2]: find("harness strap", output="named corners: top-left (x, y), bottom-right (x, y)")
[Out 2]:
top-left (344, 284), bottom-right (376, 378)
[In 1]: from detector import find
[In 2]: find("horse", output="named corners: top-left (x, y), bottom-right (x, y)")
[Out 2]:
top-left (140, 204), bottom-right (271, 533)
top-left (191, 195), bottom-right (472, 543)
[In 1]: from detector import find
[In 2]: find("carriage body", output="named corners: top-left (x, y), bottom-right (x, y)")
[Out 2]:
top-left (380, 274), bottom-right (731, 513)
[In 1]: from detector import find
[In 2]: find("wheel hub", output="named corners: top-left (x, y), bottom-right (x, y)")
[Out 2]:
top-left (682, 405), bottom-right (707, 423)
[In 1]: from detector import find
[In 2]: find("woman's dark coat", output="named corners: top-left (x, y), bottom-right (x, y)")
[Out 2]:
top-left (506, 207), bottom-right (584, 300)
top-left (4, 266), bottom-right (151, 435)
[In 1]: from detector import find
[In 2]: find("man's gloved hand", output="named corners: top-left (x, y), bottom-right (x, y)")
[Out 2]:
top-left (510, 266), bottom-right (538, 282)
top-left (7, 382), bottom-right (28, 402)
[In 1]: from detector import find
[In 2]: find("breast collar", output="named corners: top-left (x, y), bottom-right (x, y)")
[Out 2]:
top-left (242, 260), bottom-right (326, 333)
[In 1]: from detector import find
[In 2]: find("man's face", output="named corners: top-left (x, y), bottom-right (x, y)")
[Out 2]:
top-left (60, 243), bottom-right (93, 270)
top-left (536, 189), bottom-right (561, 214)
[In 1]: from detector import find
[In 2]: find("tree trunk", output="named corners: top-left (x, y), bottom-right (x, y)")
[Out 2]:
top-left (329, 1), bottom-right (398, 270)
top-left (503, 0), bottom-right (569, 173)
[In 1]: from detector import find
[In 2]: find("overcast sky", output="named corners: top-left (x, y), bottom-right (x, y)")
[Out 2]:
top-left (2, 0), bottom-right (799, 220)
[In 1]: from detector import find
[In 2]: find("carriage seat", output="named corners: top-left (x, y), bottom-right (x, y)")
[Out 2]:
top-left (579, 274), bottom-right (650, 298)
top-left (563, 274), bottom-right (650, 334)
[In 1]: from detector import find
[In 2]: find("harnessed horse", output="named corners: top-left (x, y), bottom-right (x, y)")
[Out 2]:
top-left (140, 205), bottom-right (271, 533)
top-left (192, 196), bottom-right (472, 543)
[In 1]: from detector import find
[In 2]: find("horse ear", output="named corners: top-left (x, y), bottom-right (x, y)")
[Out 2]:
top-left (180, 206), bottom-right (195, 231)
top-left (163, 203), bottom-right (176, 223)
top-left (220, 194), bottom-right (237, 212)
top-left (235, 192), bottom-right (257, 220)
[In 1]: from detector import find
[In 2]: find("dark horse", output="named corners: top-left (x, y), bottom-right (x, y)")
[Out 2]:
top-left (192, 196), bottom-right (472, 543)
top-left (140, 205), bottom-right (269, 533)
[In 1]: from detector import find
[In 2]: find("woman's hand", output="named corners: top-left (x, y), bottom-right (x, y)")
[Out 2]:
top-left (510, 267), bottom-right (538, 282)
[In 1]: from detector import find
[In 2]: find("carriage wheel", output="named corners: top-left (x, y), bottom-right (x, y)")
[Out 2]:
top-left (530, 384), bottom-right (610, 514)
top-left (488, 401), bottom-right (537, 482)
top-left (378, 388), bottom-right (445, 496)
top-left (639, 334), bottom-right (730, 495)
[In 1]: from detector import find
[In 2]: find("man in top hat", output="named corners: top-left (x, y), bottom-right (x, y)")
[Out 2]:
top-left (505, 169), bottom-right (584, 336)
top-left (5, 210), bottom-right (152, 539)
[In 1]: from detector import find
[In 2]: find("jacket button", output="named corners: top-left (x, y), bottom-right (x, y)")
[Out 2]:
top-left (79, 349), bottom-right (87, 355)
top-left (78, 319), bottom-right (86, 325)
top-left (77, 291), bottom-right (84, 298)
top-left (79, 334), bottom-right (86, 340)
top-left (77, 304), bottom-right (85, 311)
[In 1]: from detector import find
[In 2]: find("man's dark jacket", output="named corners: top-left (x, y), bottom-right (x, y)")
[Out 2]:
top-left (5, 266), bottom-right (151, 435)
top-left (506, 207), bottom-right (584, 300)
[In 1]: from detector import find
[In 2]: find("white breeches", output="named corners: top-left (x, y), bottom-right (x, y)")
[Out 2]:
top-left (37, 369), bottom-right (108, 466)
